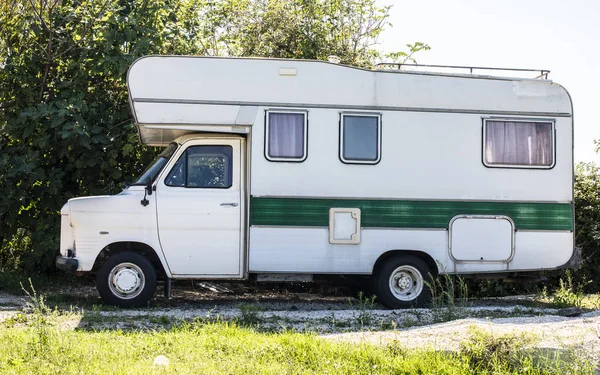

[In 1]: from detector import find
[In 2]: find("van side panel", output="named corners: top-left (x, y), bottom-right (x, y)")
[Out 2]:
top-left (248, 108), bottom-right (573, 274)
top-left (248, 228), bottom-right (573, 274)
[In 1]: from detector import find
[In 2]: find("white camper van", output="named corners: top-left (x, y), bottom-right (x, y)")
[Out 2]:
top-left (56, 56), bottom-right (578, 308)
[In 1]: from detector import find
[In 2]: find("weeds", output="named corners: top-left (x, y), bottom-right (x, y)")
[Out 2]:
top-left (461, 327), bottom-right (537, 372)
top-left (428, 273), bottom-right (470, 323)
top-left (551, 270), bottom-right (586, 308)
top-left (379, 319), bottom-right (395, 330)
top-left (460, 327), bottom-right (592, 374)
top-left (325, 312), bottom-right (350, 328)
top-left (535, 270), bottom-right (592, 309)
top-left (238, 303), bottom-right (263, 326)
top-left (348, 291), bottom-right (377, 327)
top-left (19, 279), bottom-right (56, 357)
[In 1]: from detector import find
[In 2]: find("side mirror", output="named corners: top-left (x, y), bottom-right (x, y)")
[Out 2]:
top-left (146, 177), bottom-right (153, 196)
top-left (141, 177), bottom-right (152, 207)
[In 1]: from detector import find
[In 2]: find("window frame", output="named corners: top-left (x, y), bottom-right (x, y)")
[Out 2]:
top-left (164, 145), bottom-right (233, 189)
top-left (481, 117), bottom-right (556, 170)
top-left (264, 109), bottom-right (308, 162)
top-left (339, 112), bottom-right (382, 165)
top-left (132, 142), bottom-right (179, 185)
top-left (164, 149), bottom-right (187, 187)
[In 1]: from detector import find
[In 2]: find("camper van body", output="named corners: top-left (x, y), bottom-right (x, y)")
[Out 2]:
top-left (56, 56), bottom-right (576, 308)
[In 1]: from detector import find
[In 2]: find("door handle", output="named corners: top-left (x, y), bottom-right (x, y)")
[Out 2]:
top-left (220, 202), bottom-right (239, 207)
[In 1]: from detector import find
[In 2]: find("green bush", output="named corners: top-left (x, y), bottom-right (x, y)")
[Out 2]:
top-left (571, 162), bottom-right (600, 291)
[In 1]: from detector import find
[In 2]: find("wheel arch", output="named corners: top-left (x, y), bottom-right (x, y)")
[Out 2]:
top-left (92, 241), bottom-right (169, 280)
top-left (372, 250), bottom-right (440, 278)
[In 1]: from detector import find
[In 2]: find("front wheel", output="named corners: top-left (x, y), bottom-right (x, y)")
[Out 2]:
top-left (96, 252), bottom-right (157, 307)
top-left (374, 255), bottom-right (431, 308)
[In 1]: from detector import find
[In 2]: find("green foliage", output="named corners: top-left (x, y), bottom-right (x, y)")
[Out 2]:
top-left (548, 270), bottom-right (586, 308)
top-left (0, 0), bottom-right (428, 274)
top-left (0, 0), bottom-right (185, 273)
top-left (571, 162), bottom-right (600, 291)
top-left (217, 0), bottom-right (400, 67)
top-left (384, 42), bottom-right (431, 64)
top-left (0, 228), bottom-right (32, 271)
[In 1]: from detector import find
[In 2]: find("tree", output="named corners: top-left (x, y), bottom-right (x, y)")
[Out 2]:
top-left (0, 0), bottom-right (428, 273)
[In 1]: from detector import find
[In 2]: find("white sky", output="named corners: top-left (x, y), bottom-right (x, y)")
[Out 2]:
top-left (377, 0), bottom-right (599, 163)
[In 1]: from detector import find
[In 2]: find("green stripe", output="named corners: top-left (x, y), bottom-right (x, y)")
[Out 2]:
top-left (250, 197), bottom-right (573, 231)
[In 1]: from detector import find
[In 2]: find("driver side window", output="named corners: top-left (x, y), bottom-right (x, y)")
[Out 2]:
top-left (165, 145), bottom-right (233, 189)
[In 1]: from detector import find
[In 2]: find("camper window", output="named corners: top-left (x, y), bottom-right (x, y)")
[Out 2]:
top-left (165, 145), bottom-right (233, 188)
top-left (265, 111), bottom-right (307, 162)
top-left (484, 119), bottom-right (554, 168)
top-left (340, 113), bottom-right (381, 164)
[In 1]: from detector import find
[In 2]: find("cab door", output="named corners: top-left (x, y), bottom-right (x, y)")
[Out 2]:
top-left (156, 137), bottom-right (244, 277)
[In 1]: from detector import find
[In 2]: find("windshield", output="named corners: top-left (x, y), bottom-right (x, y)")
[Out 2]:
top-left (132, 143), bottom-right (179, 185)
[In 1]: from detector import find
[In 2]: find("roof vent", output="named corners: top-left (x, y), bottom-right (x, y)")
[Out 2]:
top-left (278, 68), bottom-right (297, 76)
top-left (328, 55), bottom-right (340, 64)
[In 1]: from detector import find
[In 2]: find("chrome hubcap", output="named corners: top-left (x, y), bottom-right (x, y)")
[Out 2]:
top-left (108, 263), bottom-right (145, 299)
top-left (389, 265), bottom-right (423, 302)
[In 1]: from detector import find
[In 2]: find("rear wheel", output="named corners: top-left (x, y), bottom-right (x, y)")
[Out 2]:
top-left (96, 252), bottom-right (157, 307)
top-left (374, 255), bottom-right (431, 308)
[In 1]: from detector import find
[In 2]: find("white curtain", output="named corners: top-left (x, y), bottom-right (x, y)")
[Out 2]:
top-left (485, 121), bottom-right (553, 166)
top-left (268, 113), bottom-right (304, 158)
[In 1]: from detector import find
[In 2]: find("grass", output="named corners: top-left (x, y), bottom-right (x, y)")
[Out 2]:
top-left (0, 321), bottom-right (594, 375)
top-left (0, 282), bottom-right (596, 374)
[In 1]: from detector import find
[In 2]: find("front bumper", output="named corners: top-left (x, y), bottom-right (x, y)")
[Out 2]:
top-left (56, 256), bottom-right (79, 274)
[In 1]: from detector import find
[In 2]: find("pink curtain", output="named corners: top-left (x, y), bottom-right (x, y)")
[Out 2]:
top-left (485, 121), bottom-right (553, 166)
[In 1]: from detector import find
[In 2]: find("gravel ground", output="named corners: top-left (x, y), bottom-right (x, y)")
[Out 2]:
top-left (1, 283), bottom-right (599, 367)
top-left (326, 311), bottom-right (600, 362)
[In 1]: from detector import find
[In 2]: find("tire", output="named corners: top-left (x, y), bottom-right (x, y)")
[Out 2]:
top-left (374, 255), bottom-right (431, 309)
top-left (96, 252), bottom-right (157, 308)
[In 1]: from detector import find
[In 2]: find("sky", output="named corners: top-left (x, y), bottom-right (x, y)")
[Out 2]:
top-left (377, 0), bottom-right (599, 163)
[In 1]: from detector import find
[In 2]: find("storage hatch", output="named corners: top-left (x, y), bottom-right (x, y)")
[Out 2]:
top-left (449, 215), bottom-right (514, 262)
